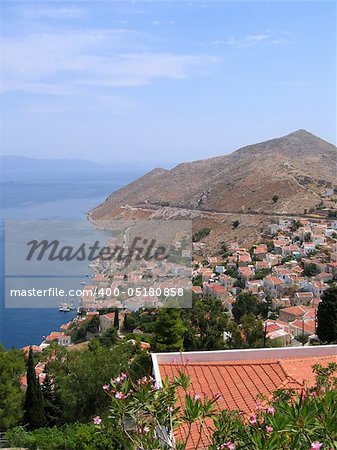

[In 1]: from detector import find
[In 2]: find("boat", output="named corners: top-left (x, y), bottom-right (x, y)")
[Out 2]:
top-left (59, 303), bottom-right (71, 312)
top-left (69, 300), bottom-right (76, 310)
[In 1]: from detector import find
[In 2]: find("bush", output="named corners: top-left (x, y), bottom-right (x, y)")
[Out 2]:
top-left (6, 423), bottom-right (120, 450)
top-left (192, 227), bottom-right (211, 242)
top-left (95, 362), bottom-right (337, 450)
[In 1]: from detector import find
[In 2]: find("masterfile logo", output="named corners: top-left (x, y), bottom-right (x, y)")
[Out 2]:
top-left (5, 220), bottom-right (192, 309)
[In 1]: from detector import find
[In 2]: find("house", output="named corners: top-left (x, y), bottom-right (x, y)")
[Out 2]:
top-left (21, 345), bottom-right (42, 354)
top-left (245, 279), bottom-right (262, 294)
top-left (222, 294), bottom-right (235, 313)
top-left (308, 281), bottom-right (329, 298)
top-left (219, 274), bottom-right (235, 289)
top-left (264, 320), bottom-right (291, 345)
top-left (288, 319), bottom-right (316, 338)
top-left (315, 272), bottom-right (334, 283)
top-left (255, 260), bottom-right (271, 271)
top-left (152, 346), bottom-right (337, 450)
top-left (99, 311), bottom-right (124, 332)
top-left (203, 283), bottom-right (227, 301)
top-left (263, 275), bottom-right (285, 297)
top-left (293, 291), bottom-right (314, 305)
top-left (253, 244), bottom-right (268, 260)
top-left (238, 266), bottom-right (255, 280)
top-left (237, 252), bottom-right (251, 267)
top-left (271, 297), bottom-right (291, 309)
top-left (45, 331), bottom-right (71, 347)
top-left (327, 262), bottom-right (337, 277)
top-left (192, 285), bottom-right (203, 297)
top-left (278, 305), bottom-right (315, 323)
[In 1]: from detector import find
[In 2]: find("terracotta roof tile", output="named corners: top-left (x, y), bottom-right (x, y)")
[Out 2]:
top-left (158, 355), bottom-right (337, 449)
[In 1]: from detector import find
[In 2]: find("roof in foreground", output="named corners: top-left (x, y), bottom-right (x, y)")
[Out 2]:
top-left (152, 346), bottom-right (337, 450)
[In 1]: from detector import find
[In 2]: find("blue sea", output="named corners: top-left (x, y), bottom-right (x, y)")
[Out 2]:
top-left (0, 166), bottom-right (146, 349)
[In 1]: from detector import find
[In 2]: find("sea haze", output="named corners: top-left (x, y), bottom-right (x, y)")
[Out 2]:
top-left (0, 157), bottom-right (148, 348)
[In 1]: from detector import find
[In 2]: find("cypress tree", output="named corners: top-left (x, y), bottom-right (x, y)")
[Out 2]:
top-left (23, 347), bottom-right (46, 429)
top-left (113, 308), bottom-right (120, 330)
top-left (317, 284), bottom-right (337, 343)
top-left (42, 371), bottom-right (62, 426)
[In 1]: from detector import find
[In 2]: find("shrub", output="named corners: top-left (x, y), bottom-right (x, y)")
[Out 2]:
top-left (94, 363), bottom-right (337, 450)
top-left (192, 227), bottom-right (211, 242)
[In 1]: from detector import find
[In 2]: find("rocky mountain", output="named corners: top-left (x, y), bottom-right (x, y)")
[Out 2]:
top-left (90, 130), bottom-right (336, 225)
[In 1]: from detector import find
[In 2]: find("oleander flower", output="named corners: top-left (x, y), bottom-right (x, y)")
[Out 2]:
top-left (219, 442), bottom-right (235, 450)
top-left (310, 442), bottom-right (323, 450)
top-left (249, 414), bottom-right (257, 425)
top-left (267, 407), bottom-right (275, 415)
top-left (115, 391), bottom-right (125, 400)
top-left (93, 416), bottom-right (102, 425)
top-left (266, 426), bottom-right (273, 433)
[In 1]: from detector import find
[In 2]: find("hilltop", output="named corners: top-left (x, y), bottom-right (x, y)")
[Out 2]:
top-left (90, 130), bottom-right (337, 246)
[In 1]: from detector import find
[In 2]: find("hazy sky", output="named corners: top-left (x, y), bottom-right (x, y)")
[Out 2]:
top-left (1, 1), bottom-right (336, 164)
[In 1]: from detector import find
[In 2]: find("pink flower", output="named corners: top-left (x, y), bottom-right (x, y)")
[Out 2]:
top-left (93, 416), bottom-right (102, 425)
top-left (310, 442), bottom-right (323, 450)
top-left (194, 394), bottom-right (201, 400)
top-left (266, 426), bottom-right (273, 433)
top-left (220, 443), bottom-right (235, 450)
top-left (249, 414), bottom-right (257, 425)
top-left (267, 407), bottom-right (275, 415)
top-left (143, 426), bottom-right (150, 434)
top-left (103, 384), bottom-right (110, 391)
top-left (115, 391), bottom-right (125, 400)
top-left (120, 372), bottom-right (127, 380)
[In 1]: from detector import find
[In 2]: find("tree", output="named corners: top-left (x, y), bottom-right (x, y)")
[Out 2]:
top-left (183, 297), bottom-right (229, 351)
top-left (41, 371), bottom-right (62, 427)
top-left (241, 314), bottom-right (265, 347)
top-left (232, 292), bottom-right (259, 323)
top-left (303, 263), bottom-right (319, 277)
top-left (45, 341), bottom-right (150, 423)
top-left (232, 220), bottom-right (240, 229)
top-left (23, 347), bottom-right (46, 429)
top-left (153, 308), bottom-right (186, 351)
top-left (317, 284), bottom-right (337, 343)
top-left (113, 309), bottom-right (120, 329)
top-left (272, 195), bottom-right (279, 203)
top-left (0, 346), bottom-right (25, 430)
top-left (98, 327), bottom-right (118, 348)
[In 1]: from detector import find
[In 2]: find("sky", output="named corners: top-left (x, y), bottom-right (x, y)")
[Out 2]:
top-left (0, 0), bottom-right (336, 165)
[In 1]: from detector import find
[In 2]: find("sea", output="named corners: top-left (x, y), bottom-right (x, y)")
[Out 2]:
top-left (0, 165), bottom-right (146, 349)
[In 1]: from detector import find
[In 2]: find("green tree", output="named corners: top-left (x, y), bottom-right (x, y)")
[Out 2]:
top-left (45, 341), bottom-right (150, 423)
top-left (317, 284), bottom-right (337, 343)
top-left (232, 292), bottom-right (259, 323)
top-left (0, 346), bottom-right (25, 430)
top-left (241, 314), bottom-right (265, 347)
top-left (183, 297), bottom-right (228, 350)
top-left (41, 371), bottom-right (62, 427)
top-left (98, 327), bottom-right (118, 348)
top-left (23, 347), bottom-right (46, 429)
top-left (113, 309), bottom-right (120, 329)
top-left (153, 308), bottom-right (186, 352)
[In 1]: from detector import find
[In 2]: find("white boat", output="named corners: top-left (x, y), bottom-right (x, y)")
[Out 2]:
top-left (59, 303), bottom-right (71, 312)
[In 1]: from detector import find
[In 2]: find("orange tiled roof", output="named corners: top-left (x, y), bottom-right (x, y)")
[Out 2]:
top-left (158, 354), bottom-right (336, 450)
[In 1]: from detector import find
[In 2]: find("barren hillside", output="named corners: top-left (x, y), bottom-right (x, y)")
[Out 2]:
top-left (91, 130), bottom-right (337, 223)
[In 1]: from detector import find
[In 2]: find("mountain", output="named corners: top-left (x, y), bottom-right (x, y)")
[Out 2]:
top-left (90, 130), bottom-right (337, 226)
top-left (0, 155), bottom-right (102, 172)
